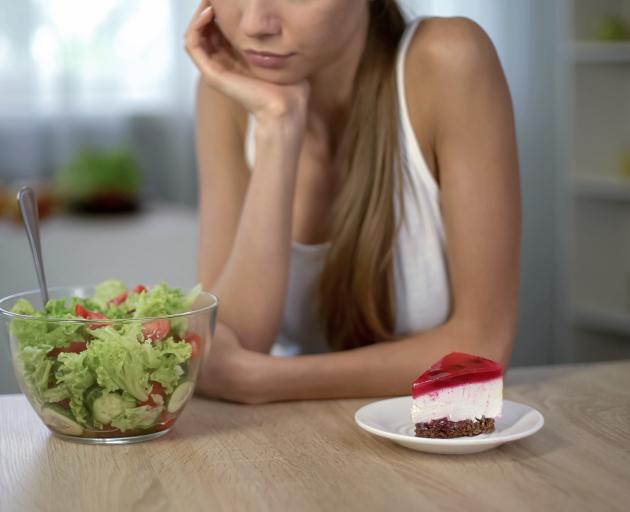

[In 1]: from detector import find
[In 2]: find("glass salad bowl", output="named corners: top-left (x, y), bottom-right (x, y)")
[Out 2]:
top-left (0, 281), bottom-right (218, 445)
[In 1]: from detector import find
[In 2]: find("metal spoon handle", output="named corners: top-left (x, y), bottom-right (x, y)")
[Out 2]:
top-left (17, 186), bottom-right (50, 306)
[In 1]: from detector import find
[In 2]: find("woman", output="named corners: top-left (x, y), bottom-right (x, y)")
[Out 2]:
top-left (186, 0), bottom-right (521, 404)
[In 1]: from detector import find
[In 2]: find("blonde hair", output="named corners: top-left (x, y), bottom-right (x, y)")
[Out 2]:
top-left (319, 0), bottom-right (408, 351)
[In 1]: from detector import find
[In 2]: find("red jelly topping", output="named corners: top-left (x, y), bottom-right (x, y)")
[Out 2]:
top-left (412, 352), bottom-right (503, 398)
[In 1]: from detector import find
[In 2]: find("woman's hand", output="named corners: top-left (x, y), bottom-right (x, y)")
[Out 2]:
top-left (185, 0), bottom-right (310, 127)
top-left (196, 322), bottom-right (273, 405)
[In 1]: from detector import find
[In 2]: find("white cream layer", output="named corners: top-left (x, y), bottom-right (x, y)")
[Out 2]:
top-left (411, 378), bottom-right (503, 424)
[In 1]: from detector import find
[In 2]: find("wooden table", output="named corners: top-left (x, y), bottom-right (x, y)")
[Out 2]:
top-left (1, 361), bottom-right (629, 512)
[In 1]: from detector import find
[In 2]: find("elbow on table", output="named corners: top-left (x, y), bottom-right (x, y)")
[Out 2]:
top-left (450, 318), bottom-right (516, 369)
top-left (215, 317), bottom-right (277, 354)
top-left (486, 335), bottom-right (514, 369)
top-left (481, 331), bottom-right (515, 369)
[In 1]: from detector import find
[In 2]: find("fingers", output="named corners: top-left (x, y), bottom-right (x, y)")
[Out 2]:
top-left (186, 2), bottom-right (238, 77)
top-left (186, 0), bottom-right (212, 48)
top-left (190, 0), bottom-right (211, 24)
top-left (185, 3), bottom-right (228, 86)
top-left (185, 3), bottom-right (252, 97)
top-left (186, 3), bottom-right (214, 55)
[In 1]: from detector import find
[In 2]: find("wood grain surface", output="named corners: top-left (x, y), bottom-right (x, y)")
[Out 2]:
top-left (1, 361), bottom-right (629, 512)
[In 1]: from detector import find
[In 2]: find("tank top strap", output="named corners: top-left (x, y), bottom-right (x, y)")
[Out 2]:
top-left (395, 17), bottom-right (439, 199)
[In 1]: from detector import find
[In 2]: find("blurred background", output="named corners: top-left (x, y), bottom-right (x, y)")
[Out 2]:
top-left (1, 0), bottom-right (629, 393)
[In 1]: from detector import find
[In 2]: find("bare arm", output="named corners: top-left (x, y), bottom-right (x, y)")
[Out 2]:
top-left (188, 2), bottom-right (309, 353)
top-left (195, 81), bottom-right (249, 290)
top-left (203, 18), bottom-right (521, 404)
top-left (196, 83), bottom-right (305, 353)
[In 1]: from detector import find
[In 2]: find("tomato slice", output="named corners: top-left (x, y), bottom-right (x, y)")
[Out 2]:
top-left (57, 398), bottom-right (71, 410)
top-left (154, 410), bottom-right (177, 432)
top-left (139, 381), bottom-right (166, 408)
top-left (75, 304), bottom-right (110, 328)
top-left (142, 319), bottom-right (171, 341)
top-left (132, 284), bottom-right (147, 294)
top-left (109, 291), bottom-right (128, 306)
top-left (184, 332), bottom-right (202, 359)
top-left (75, 304), bottom-right (107, 320)
top-left (48, 341), bottom-right (87, 358)
top-left (75, 304), bottom-right (90, 318)
top-left (153, 417), bottom-right (176, 432)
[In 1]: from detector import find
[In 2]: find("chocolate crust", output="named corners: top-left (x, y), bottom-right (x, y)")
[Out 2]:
top-left (414, 417), bottom-right (495, 439)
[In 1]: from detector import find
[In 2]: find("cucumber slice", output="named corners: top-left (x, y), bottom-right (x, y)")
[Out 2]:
top-left (41, 405), bottom-right (84, 436)
top-left (92, 393), bottom-right (133, 425)
top-left (167, 381), bottom-right (194, 413)
top-left (84, 386), bottom-right (102, 409)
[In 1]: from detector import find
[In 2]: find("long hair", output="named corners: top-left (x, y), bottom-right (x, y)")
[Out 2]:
top-left (319, 0), bottom-right (408, 351)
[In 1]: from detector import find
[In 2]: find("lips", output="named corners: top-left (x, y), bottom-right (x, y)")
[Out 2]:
top-left (243, 49), bottom-right (295, 69)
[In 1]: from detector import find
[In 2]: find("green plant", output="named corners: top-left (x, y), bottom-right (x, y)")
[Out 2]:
top-left (621, 152), bottom-right (630, 179)
top-left (596, 16), bottom-right (629, 41)
top-left (55, 148), bottom-right (141, 203)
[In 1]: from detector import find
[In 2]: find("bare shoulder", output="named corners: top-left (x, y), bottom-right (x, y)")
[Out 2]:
top-left (402, 17), bottom-right (510, 181)
top-left (406, 16), bottom-right (502, 81)
top-left (404, 17), bottom-right (507, 113)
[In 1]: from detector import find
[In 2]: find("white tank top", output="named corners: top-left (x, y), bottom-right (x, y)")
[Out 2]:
top-left (244, 18), bottom-right (451, 356)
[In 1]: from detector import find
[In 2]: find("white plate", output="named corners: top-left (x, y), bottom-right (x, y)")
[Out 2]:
top-left (355, 397), bottom-right (544, 455)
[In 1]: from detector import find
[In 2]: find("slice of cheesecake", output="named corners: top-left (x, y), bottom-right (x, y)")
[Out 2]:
top-left (411, 352), bottom-right (503, 439)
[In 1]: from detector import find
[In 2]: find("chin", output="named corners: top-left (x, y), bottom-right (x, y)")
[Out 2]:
top-left (247, 66), bottom-right (309, 86)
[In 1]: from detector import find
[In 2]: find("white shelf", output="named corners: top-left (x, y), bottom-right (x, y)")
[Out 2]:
top-left (572, 305), bottom-right (630, 337)
top-left (573, 174), bottom-right (630, 202)
top-left (573, 41), bottom-right (630, 63)
top-left (556, 1), bottom-right (630, 363)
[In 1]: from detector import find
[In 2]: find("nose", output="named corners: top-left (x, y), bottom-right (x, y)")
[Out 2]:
top-left (240, 0), bottom-right (282, 39)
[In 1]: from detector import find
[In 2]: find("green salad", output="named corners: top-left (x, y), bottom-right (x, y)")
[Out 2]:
top-left (10, 280), bottom-right (203, 437)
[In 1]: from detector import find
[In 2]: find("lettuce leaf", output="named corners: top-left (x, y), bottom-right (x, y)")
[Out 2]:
top-left (149, 365), bottom-right (184, 395)
top-left (171, 283), bottom-right (202, 337)
top-left (43, 385), bottom-right (71, 403)
top-left (10, 299), bottom-right (47, 348)
top-left (17, 346), bottom-right (54, 402)
top-left (155, 338), bottom-right (192, 364)
top-left (44, 297), bottom-right (99, 317)
top-left (110, 405), bottom-right (163, 432)
top-left (149, 339), bottom-right (191, 393)
top-left (44, 298), bottom-right (73, 317)
top-left (92, 279), bottom-right (127, 308)
top-left (183, 284), bottom-right (202, 311)
top-left (86, 324), bottom-right (157, 401)
top-left (131, 283), bottom-right (186, 318)
top-left (37, 319), bottom-right (84, 351)
top-left (55, 350), bottom-right (96, 426)
top-left (10, 298), bottom-right (85, 349)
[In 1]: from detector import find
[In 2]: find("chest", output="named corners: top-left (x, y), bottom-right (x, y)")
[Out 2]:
top-left (291, 149), bottom-right (339, 245)
top-left (290, 126), bottom-right (438, 247)
top-left (245, 113), bottom-right (438, 247)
